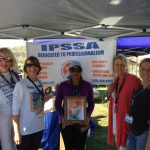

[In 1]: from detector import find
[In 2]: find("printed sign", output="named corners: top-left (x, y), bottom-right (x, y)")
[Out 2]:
top-left (27, 39), bottom-right (116, 86)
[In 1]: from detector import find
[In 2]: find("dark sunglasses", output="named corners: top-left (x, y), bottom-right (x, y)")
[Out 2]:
top-left (0, 56), bottom-right (12, 62)
top-left (69, 67), bottom-right (82, 73)
top-left (25, 63), bottom-right (40, 68)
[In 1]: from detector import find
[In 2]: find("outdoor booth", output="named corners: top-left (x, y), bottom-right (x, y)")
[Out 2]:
top-left (1, 1), bottom-right (150, 149)
top-left (28, 36), bottom-right (150, 150)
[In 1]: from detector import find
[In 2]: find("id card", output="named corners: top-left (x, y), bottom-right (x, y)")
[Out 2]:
top-left (125, 114), bottom-right (133, 124)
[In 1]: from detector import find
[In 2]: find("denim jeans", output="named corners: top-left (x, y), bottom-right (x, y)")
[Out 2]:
top-left (126, 130), bottom-right (148, 150)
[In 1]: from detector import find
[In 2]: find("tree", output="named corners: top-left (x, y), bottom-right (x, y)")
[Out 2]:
top-left (11, 46), bottom-right (27, 69)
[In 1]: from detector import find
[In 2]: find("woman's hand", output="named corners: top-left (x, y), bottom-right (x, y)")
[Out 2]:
top-left (61, 117), bottom-right (73, 127)
top-left (83, 117), bottom-right (90, 126)
top-left (80, 118), bottom-right (90, 132)
top-left (44, 95), bottom-right (53, 102)
top-left (12, 115), bottom-right (21, 145)
top-left (14, 131), bottom-right (22, 145)
top-left (61, 117), bottom-right (69, 126)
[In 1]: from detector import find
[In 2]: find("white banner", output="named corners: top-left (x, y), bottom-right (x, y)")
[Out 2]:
top-left (27, 39), bottom-right (116, 86)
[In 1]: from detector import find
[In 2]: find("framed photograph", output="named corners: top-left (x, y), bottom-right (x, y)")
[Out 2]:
top-left (64, 96), bottom-right (87, 125)
top-left (30, 92), bottom-right (44, 112)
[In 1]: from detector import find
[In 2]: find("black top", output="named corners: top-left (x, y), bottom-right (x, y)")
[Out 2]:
top-left (130, 86), bottom-right (150, 136)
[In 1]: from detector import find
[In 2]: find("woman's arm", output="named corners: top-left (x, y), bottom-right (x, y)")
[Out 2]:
top-left (12, 115), bottom-right (21, 145)
top-left (55, 83), bottom-right (64, 118)
top-left (12, 82), bottom-right (24, 145)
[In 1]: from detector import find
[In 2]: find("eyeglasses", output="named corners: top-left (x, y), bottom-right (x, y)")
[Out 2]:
top-left (0, 56), bottom-right (12, 62)
top-left (69, 67), bottom-right (82, 73)
top-left (25, 63), bottom-right (40, 68)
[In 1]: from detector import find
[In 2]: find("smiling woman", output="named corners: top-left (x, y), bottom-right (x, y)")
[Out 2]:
top-left (12, 56), bottom-right (44, 150)
top-left (0, 48), bottom-right (20, 150)
top-left (108, 55), bottom-right (142, 150)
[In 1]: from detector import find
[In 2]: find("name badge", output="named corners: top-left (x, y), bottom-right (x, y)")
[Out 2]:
top-left (125, 114), bottom-right (133, 124)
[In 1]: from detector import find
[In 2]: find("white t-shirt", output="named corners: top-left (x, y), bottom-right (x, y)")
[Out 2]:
top-left (0, 71), bottom-right (19, 124)
top-left (12, 78), bottom-right (44, 135)
top-left (44, 97), bottom-right (55, 112)
top-left (112, 90), bottom-right (117, 134)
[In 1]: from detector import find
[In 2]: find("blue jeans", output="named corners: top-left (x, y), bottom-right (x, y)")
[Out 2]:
top-left (126, 130), bottom-right (148, 150)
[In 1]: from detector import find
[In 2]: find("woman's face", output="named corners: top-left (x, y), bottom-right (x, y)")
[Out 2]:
top-left (139, 61), bottom-right (150, 83)
top-left (25, 60), bottom-right (40, 77)
top-left (0, 52), bottom-right (12, 73)
top-left (113, 58), bottom-right (127, 77)
top-left (69, 65), bottom-right (82, 81)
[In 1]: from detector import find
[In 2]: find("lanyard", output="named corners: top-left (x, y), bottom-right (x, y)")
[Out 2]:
top-left (11, 70), bottom-right (20, 82)
top-left (115, 76), bottom-right (126, 104)
top-left (72, 86), bottom-right (80, 96)
top-left (0, 70), bottom-right (17, 88)
top-left (27, 76), bottom-right (44, 97)
top-left (70, 79), bottom-right (81, 96)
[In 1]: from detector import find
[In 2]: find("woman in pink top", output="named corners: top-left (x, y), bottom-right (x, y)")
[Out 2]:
top-left (108, 55), bottom-right (141, 150)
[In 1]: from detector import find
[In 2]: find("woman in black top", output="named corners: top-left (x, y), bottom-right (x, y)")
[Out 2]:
top-left (126, 58), bottom-right (150, 150)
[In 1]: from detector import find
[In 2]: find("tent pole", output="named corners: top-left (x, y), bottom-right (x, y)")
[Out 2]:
top-left (0, 26), bottom-right (22, 32)
top-left (0, 33), bottom-right (21, 39)
top-left (28, 26), bottom-right (59, 34)
top-left (29, 33), bottom-right (61, 40)
top-left (104, 30), bottom-right (143, 40)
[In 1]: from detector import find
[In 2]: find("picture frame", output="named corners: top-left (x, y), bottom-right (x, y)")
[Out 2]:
top-left (30, 92), bottom-right (44, 112)
top-left (64, 96), bottom-right (87, 125)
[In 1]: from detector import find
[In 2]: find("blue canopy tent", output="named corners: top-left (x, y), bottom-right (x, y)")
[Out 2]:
top-left (117, 37), bottom-right (150, 57)
top-left (1, 0), bottom-right (150, 149)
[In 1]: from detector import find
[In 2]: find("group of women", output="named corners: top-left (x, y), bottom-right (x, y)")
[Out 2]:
top-left (0, 47), bottom-right (94, 150)
top-left (0, 47), bottom-right (150, 150)
top-left (0, 48), bottom-right (45, 150)
top-left (108, 55), bottom-right (150, 150)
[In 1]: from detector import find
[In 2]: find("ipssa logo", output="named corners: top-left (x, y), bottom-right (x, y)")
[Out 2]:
top-left (61, 60), bottom-right (80, 79)
top-left (61, 61), bottom-right (71, 79)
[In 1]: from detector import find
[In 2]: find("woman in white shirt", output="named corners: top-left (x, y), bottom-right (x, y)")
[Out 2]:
top-left (0, 47), bottom-right (20, 150)
top-left (12, 56), bottom-right (44, 150)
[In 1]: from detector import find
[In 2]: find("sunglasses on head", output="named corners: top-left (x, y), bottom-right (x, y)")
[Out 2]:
top-left (25, 63), bottom-right (40, 68)
top-left (0, 56), bottom-right (12, 62)
top-left (69, 67), bottom-right (82, 73)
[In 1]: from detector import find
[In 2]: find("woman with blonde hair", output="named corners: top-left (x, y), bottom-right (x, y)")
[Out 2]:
top-left (0, 47), bottom-right (20, 150)
top-left (108, 55), bottom-right (142, 150)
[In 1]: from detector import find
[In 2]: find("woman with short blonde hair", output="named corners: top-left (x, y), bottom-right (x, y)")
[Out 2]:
top-left (0, 47), bottom-right (18, 71)
top-left (0, 47), bottom-right (20, 150)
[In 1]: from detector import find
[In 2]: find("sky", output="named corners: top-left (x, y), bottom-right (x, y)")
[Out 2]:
top-left (0, 39), bottom-right (26, 48)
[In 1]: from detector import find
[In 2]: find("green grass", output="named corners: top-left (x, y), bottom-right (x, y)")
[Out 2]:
top-left (96, 86), bottom-right (107, 90)
top-left (86, 103), bottom-right (116, 150)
